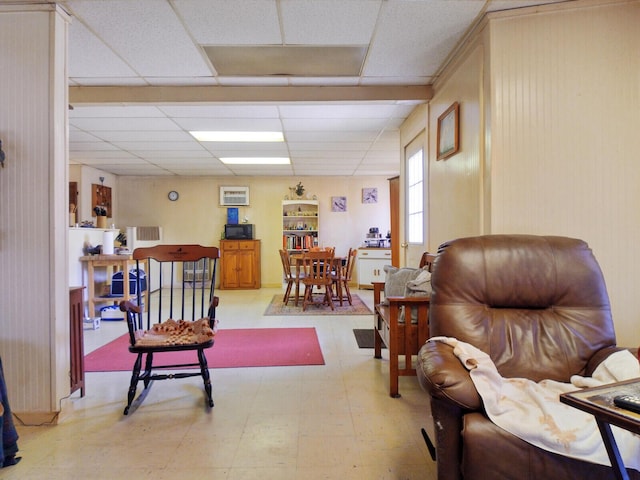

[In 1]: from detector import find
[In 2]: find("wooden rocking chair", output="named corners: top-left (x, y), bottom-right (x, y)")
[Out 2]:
top-left (119, 244), bottom-right (219, 415)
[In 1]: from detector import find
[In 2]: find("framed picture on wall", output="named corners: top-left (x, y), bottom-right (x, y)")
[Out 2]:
top-left (362, 187), bottom-right (378, 204)
top-left (437, 101), bottom-right (460, 160)
top-left (331, 196), bottom-right (347, 212)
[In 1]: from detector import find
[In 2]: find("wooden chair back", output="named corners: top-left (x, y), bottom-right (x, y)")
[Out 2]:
top-left (128, 244), bottom-right (220, 340)
top-left (279, 249), bottom-right (294, 280)
top-left (300, 250), bottom-right (334, 285)
top-left (419, 252), bottom-right (437, 272)
top-left (342, 248), bottom-right (357, 281)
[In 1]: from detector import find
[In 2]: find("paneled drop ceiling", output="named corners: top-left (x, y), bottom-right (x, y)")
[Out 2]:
top-left (60, 0), bottom-right (571, 177)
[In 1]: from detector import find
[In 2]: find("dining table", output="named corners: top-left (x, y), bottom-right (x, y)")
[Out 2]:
top-left (290, 252), bottom-right (345, 307)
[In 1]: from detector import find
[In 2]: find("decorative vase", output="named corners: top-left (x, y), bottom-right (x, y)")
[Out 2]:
top-left (96, 215), bottom-right (107, 229)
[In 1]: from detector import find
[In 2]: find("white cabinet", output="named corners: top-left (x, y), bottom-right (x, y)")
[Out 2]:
top-left (282, 200), bottom-right (319, 253)
top-left (357, 248), bottom-right (392, 288)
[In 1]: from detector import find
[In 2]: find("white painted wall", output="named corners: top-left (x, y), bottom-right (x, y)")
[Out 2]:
top-left (0, 5), bottom-right (70, 419)
top-left (403, 0), bottom-right (640, 345)
top-left (114, 175), bottom-right (393, 286)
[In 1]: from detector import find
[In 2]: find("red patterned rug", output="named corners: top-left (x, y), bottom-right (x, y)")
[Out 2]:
top-left (85, 327), bottom-right (324, 371)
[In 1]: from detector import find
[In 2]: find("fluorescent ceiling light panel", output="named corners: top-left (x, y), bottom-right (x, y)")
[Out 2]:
top-left (204, 46), bottom-right (367, 77)
top-left (190, 131), bottom-right (284, 142)
top-left (220, 157), bottom-right (290, 165)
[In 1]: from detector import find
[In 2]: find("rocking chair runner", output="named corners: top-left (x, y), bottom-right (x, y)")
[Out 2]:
top-left (119, 244), bottom-right (220, 415)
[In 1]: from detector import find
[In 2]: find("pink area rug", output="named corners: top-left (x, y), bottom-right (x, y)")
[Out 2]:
top-left (85, 327), bottom-right (324, 372)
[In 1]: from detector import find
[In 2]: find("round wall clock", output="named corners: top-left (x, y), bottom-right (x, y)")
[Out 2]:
top-left (168, 190), bottom-right (179, 201)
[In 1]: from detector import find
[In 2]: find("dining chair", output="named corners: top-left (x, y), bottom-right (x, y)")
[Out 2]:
top-left (332, 248), bottom-right (357, 306)
top-left (279, 249), bottom-right (304, 306)
top-left (300, 250), bottom-right (335, 311)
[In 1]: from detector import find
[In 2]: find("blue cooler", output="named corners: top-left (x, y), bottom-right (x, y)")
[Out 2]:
top-left (110, 268), bottom-right (147, 296)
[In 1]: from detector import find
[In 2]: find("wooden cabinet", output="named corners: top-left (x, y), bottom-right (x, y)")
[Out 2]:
top-left (220, 240), bottom-right (261, 289)
top-left (357, 248), bottom-right (392, 288)
top-left (282, 200), bottom-right (319, 252)
top-left (69, 286), bottom-right (85, 397)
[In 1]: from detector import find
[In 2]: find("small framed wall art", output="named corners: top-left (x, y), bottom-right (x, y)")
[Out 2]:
top-left (437, 101), bottom-right (460, 160)
top-left (331, 196), bottom-right (347, 212)
top-left (362, 187), bottom-right (378, 204)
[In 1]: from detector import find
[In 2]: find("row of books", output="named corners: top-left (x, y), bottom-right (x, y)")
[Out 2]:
top-left (283, 234), bottom-right (317, 251)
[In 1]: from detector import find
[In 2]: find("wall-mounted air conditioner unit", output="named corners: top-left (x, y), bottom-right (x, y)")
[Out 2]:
top-left (220, 186), bottom-right (249, 206)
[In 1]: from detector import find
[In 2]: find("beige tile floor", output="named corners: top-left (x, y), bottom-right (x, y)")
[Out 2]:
top-left (6, 287), bottom-right (436, 480)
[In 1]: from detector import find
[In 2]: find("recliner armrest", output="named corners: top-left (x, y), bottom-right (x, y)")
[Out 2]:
top-left (584, 345), bottom-right (628, 376)
top-left (417, 340), bottom-right (482, 411)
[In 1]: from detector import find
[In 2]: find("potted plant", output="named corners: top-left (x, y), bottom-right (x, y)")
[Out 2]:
top-left (294, 182), bottom-right (305, 198)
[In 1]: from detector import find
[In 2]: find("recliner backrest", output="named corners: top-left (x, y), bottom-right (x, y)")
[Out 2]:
top-left (429, 234), bottom-right (616, 382)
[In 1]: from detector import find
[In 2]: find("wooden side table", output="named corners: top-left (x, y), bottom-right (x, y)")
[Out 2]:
top-left (560, 378), bottom-right (640, 480)
top-left (79, 255), bottom-right (147, 317)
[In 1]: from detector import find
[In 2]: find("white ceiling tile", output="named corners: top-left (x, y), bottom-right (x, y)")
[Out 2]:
top-left (72, 156), bottom-right (148, 165)
top-left (68, 18), bottom-right (138, 78)
top-left (111, 141), bottom-right (207, 152)
top-left (69, 131), bottom-right (102, 142)
top-left (173, 0), bottom-right (282, 44)
top-left (103, 165), bottom-right (177, 176)
top-left (69, 142), bottom-right (120, 152)
top-left (70, 106), bottom-right (167, 118)
top-left (279, 103), bottom-right (410, 119)
top-left (92, 131), bottom-right (194, 142)
top-left (173, 117), bottom-right (284, 131)
top-left (202, 144), bottom-right (289, 156)
top-left (287, 142), bottom-right (370, 152)
top-left (280, 0), bottom-right (381, 45)
top-left (159, 105), bottom-right (280, 118)
top-left (70, 117), bottom-right (180, 131)
top-left (282, 117), bottom-right (391, 132)
top-left (66, 150), bottom-right (141, 160)
top-left (67, 0), bottom-right (212, 77)
top-left (285, 131), bottom-right (379, 143)
top-left (289, 150), bottom-right (365, 160)
top-left (148, 157), bottom-right (220, 166)
top-left (364, 1), bottom-right (484, 76)
top-left (166, 168), bottom-right (234, 176)
top-left (127, 151), bottom-right (213, 160)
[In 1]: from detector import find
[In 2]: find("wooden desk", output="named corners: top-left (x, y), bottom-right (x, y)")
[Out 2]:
top-left (79, 255), bottom-right (147, 317)
top-left (560, 378), bottom-right (640, 480)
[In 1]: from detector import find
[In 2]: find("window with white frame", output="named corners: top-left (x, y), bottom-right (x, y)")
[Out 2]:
top-left (405, 136), bottom-right (424, 244)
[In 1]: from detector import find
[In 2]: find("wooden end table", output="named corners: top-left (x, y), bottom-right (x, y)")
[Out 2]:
top-left (560, 378), bottom-right (640, 480)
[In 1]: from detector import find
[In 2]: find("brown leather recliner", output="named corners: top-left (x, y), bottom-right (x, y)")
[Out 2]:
top-left (417, 234), bottom-right (639, 480)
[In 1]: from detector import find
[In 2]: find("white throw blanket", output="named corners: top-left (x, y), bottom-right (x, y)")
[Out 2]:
top-left (430, 336), bottom-right (640, 470)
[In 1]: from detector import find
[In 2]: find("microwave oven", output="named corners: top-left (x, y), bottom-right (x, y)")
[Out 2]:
top-left (224, 223), bottom-right (254, 240)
